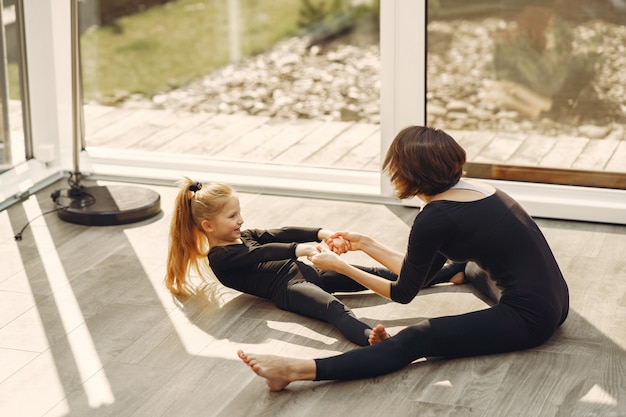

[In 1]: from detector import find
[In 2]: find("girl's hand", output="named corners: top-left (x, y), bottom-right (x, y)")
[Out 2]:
top-left (308, 246), bottom-right (347, 272)
top-left (296, 244), bottom-right (320, 258)
top-left (325, 236), bottom-right (351, 254)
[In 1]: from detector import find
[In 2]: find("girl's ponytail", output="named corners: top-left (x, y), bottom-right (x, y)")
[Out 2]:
top-left (165, 178), bottom-right (234, 296)
top-left (165, 178), bottom-right (206, 296)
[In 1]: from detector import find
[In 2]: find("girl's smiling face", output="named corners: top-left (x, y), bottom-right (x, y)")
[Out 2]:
top-left (203, 195), bottom-right (244, 245)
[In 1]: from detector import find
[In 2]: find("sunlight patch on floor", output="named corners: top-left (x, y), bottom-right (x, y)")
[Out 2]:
top-left (579, 383), bottom-right (617, 406)
top-left (191, 337), bottom-right (343, 362)
top-left (25, 198), bottom-right (114, 408)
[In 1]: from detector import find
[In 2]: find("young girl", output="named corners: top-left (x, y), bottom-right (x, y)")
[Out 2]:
top-left (165, 178), bottom-right (402, 346)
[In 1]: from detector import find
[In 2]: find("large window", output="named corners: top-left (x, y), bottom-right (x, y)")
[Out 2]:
top-left (426, 1), bottom-right (626, 190)
top-left (79, 0), bottom-right (382, 172)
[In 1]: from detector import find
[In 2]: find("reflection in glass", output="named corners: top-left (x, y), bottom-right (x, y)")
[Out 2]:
top-left (426, 1), bottom-right (626, 187)
top-left (81, 0), bottom-right (381, 171)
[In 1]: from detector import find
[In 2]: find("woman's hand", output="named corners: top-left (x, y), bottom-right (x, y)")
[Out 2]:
top-left (325, 236), bottom-right (351, 254)
top-left (308, 246), bottom-right (348, 272)
top-left (318, 229), bottom-right (350, 254)
top-left (329, 231), bottom-right (366, 252)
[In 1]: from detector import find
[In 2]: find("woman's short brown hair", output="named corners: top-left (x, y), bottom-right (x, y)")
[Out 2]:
top-left (383, 126), bottom-right (466, 199)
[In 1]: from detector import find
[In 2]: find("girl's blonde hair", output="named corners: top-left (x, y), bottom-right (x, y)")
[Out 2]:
top-left (165, 177), bottom-right (235, 296)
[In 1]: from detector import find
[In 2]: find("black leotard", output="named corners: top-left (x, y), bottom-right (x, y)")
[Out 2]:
top-left (315, 188), bottom-right (569, 380)
top-left (208, 227), bottom-right (397, 346)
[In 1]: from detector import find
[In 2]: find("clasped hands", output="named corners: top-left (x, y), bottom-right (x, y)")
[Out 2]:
top-left (297, 232), bottom-right (359, 271)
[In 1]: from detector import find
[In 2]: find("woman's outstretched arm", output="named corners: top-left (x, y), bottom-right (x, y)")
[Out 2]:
top-left (309, 247), bottom-right (393, 299)
top-left (331, 231), bottom-right (405, 275)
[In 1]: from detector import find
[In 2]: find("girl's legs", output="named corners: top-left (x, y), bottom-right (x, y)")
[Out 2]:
top-left (368, 324), bottom-right (390, 345)
top-left (282, 280), bottom-right (373, 346)
top-left (427, 261), bottom-right (503, 302)
top-left (280, 264), bottom-right (398, 345)
top-left (271, 262), bottom-right (376, 345)
top-left (464, 261), bottom-right (502, 304)
top-left (425, 261), bottom-right (467, 286)
top-left (310, 265), bottom-right (397, 293)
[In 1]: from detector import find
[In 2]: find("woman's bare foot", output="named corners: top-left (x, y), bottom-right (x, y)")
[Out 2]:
top-left (237, 350), bottom-right (316, 391)
top-left (368, 324), bottom-right (390, 345)
top-left (450, 272), bottom-right (465, 285)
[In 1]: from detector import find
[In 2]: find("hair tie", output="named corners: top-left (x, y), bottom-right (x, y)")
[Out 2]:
top-left (189, 182), bottom-right (202, 193)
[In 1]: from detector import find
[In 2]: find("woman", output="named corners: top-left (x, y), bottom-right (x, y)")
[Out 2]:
top-left (165, 178), bottom-right (403, 346)
top-left (238, 125), bottom-right (569, 391)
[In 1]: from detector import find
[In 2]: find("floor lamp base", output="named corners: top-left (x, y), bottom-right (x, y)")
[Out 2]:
top-left (57, 185), bottom-right (161, 226)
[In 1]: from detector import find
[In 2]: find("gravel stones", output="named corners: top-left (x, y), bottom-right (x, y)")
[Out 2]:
top-left (115, 17), bottom-right (625, 141)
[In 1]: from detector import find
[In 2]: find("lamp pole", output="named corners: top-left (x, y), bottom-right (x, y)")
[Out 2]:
top-left (55, 0), bottom-right (161, 226)
top-left (70, 0), bottom-right (84, 188)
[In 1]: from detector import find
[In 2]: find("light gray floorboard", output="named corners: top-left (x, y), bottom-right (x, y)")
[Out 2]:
top-left (0, 180), bottom-right (624, 417)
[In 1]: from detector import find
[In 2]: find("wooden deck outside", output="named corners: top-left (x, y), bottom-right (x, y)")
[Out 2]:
top-left (84, 104), bottom-right (626, 176)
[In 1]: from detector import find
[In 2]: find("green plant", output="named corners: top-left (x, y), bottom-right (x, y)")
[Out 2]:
top-left (297, 0), bottom-right (345, 29)
top-left (79, 0), bottom-right (305, 100)
top-left (297, 0), bottom-right (357, 44)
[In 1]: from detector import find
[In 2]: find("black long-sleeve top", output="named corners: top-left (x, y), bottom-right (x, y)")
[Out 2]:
top-left (207, 227), bottom-right (322, 300)
top-left (391, 189), bottom-right (569, 328)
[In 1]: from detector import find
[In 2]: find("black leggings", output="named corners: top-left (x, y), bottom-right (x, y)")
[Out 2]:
top-left (273, 264), bottom-right (398, 346)
top-left (314, 263), bottom-right (567, 380)
top-left (315, 303), bottom-right (538, 379)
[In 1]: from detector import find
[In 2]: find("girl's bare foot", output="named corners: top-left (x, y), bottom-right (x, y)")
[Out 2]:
top-left (368, 324), bottom-right (390, 345)
top-left (237, 350), bottom-right (316, 391)
top-left (450, 271), bottom-right (465, 285)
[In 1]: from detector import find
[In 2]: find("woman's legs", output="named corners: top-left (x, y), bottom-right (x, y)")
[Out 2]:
top-left (240, 302), bottom-right (543, 389)
top-left (314, 303), bottom-right (535, 381)
top-left (238, 350), bottom-right (316, 391)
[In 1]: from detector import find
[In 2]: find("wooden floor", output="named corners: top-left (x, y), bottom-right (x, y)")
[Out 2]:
top-left (1, 180), bottom-right (625, 417)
